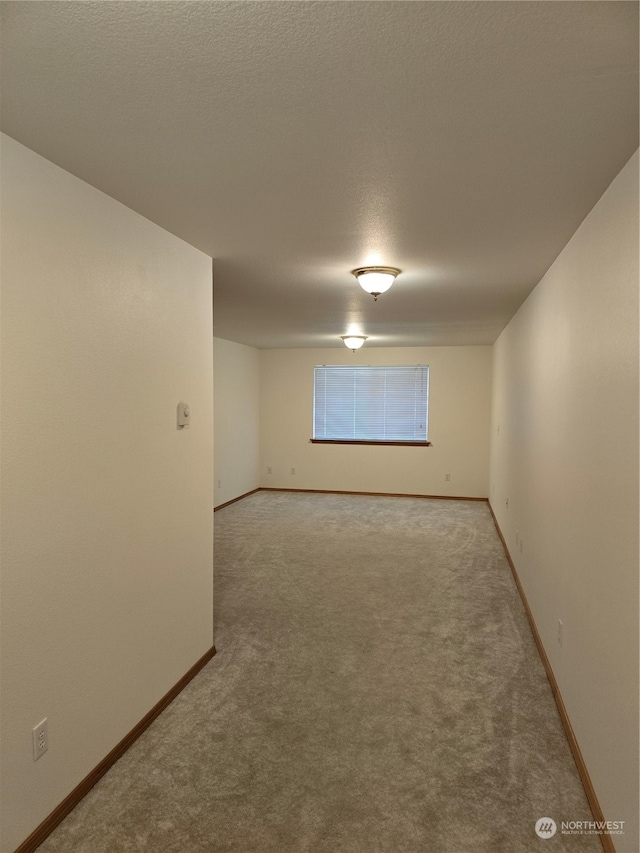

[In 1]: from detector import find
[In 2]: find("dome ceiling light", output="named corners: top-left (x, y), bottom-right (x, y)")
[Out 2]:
top-left (352, 266), bottom-right (400, 301)
top-left (341, 335), bottom-right (368, 352)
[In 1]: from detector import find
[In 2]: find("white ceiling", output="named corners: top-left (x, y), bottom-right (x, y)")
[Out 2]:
top-left (1, 1), bottom-right (638, 349)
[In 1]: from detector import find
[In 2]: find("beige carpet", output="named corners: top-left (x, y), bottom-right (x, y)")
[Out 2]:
top-left (37, 492), bottom-right (600, 852)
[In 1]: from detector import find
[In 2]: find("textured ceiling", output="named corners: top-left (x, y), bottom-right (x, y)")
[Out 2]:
top-left (1, 1), bottom-right (638, 348)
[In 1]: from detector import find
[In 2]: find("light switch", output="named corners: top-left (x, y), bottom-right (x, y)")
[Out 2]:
top-left (177, 402), bottom-right (191, 428)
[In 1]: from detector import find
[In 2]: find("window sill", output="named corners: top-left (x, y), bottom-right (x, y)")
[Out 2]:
top-left (310, 439), bottom-right (432, 446)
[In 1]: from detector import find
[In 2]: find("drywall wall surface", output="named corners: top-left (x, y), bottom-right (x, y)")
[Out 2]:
top-left (260, 346), bottom-right (491, 498)
top-left (0, 135), bottom-right (214, 852)
top-left (213, 337), bottom-right (260, 506)
top-left (489, 150), bottom-right (639, 850)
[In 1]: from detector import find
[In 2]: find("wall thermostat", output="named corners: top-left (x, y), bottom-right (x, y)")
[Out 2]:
top-left (177, 401), bottom-right (191, 428)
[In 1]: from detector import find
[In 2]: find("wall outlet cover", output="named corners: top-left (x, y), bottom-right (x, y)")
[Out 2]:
top-left (33, 719), bottom-right (48, 761)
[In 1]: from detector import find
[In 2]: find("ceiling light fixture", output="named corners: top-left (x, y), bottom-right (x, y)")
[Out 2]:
top-left (352, 266), bottom-right (400, 301)
top-left (341, 335), bottom-right (367, 352)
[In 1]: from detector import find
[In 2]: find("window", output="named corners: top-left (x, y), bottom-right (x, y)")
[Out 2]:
top-left (312, 365), bottom-right (430, 445)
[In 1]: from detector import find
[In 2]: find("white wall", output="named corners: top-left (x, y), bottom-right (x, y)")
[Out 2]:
top-left (490, 151), bottom-right (639, 851)
top-left (213, 337), bottom-right (260, 507)
top-left (260, 346), bottom-right (492, 498)
top-left (0, 136), bottom-right (214, 852)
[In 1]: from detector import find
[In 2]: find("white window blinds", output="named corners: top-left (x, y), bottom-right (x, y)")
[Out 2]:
top-left (313, 365), bottom-right (429, 442)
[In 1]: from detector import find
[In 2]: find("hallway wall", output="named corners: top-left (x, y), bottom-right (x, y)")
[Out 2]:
top-left (489, 150), bottom-right (639, 850)
top-left (0, 135), bottom-right (214, 852)
top-left (213, 337), bottom-right (260, 507)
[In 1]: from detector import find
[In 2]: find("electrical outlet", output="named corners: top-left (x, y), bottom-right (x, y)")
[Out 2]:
top-left (557, 619), bottom-right (564, 647)
top-left (445, 473), bottom-right (451, 482)
top-left (217, 479), bottom-right (221, 489)
top-left (33, 718), bottom-right (48, 761)
top-left (290, 467), bottom-right (296, 475)
top-left (267, 466), bottom-right (272, 474)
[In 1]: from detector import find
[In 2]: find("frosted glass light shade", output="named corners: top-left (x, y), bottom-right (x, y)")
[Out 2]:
top-left (352, 267), bottom-right (400, 300)
top-left (341, 335), bottom-right (367, 351)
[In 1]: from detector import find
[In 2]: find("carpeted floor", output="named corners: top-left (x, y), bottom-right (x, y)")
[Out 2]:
top-left (37, 492), bottom-right (601, 852)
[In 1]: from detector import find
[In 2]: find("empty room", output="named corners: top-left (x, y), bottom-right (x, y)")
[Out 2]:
top-left (0, 3), bottom-right (638, 853)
